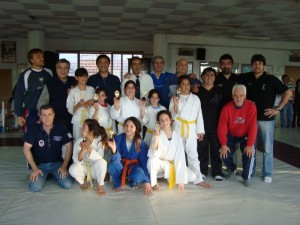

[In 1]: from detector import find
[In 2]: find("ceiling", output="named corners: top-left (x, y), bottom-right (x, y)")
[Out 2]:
top-left (1, 0), bottom-right (300, 42)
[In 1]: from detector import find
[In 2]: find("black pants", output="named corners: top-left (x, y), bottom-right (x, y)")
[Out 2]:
top-left (197, 131), bottom-right (222, 177)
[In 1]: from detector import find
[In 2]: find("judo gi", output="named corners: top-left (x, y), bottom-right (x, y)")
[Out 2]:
top-left (169, 93), bottom-right (205, 184)
top-left (110, 96), bottom-right (141, 134)
top-left (147, 130), bottom-right (187, 187)
top-left (66, 86), bottom-right (95, 141)
top-left (108, 133), bottom-right (150, 188)
top-left (69, 137), bottom-right (107, 186)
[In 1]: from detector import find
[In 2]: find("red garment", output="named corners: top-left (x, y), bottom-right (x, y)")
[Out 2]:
top-left (217, 100), bottom-right (257, 147)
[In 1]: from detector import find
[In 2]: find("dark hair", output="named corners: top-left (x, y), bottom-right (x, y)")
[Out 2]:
top-left (156, 110), bottom-right (173, 124)
top-left (281, 74), bottom-right (288, 80)
top-left (27, 48), bottom-right (43, 65)
top-left (96, 55), bottom-right (110, 64)
top-left (84, 119), bottom-right (108, 150)
top-left (39, 104), bottom-right (55, 114)
top-left (219, 54), bottom-right (234, 64)
top-left (130, 56), bottom-right (142, 65)
top-left (75, 68), bottom-right (88, 77)
top-left (251, 54), bottom-right (266, 66)
top-left (148, 89), bottom-right (160, 99)
top-left (95, 87), bottom-right (107, 96)
top-left (124, 80), bottom-right (136, 90)
top-left (124, 117), bottom-right (142, 152)
top-left (56, 58), bottom-right (70, 69)
top-left (177, 74), bottom-right (190, 85)
top-left (201, 67), bottom-right (217, 77)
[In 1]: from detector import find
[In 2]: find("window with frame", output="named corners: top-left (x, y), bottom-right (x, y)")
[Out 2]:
top-left (58, 51), bottom-right (143, 79)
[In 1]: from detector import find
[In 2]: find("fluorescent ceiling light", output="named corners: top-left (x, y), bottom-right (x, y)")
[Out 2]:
top-left (30, 16), bottom-right (84, 23)
top-left (233, 35), bottom-right (271, 40)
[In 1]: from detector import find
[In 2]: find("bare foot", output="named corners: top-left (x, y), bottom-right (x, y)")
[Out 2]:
top-left (113, 186), bottom-right (125, 192)
top-left (80, 179), bottom-right (88, 190)
top-left (153, 184), bottom-right (160, 192)
top-left (196, 181), bottom-right (212, 189)
top-left (97, 185), bottom-right (106, 196)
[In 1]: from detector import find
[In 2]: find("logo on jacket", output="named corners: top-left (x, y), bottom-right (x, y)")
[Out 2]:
top-left (39, 140), bottom-right (45, 147)
top-left (234, 117), bottom-right (245, 124)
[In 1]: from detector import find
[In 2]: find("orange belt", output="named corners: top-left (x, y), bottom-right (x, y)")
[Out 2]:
top-left (121, 158), bottom-right (139, 186)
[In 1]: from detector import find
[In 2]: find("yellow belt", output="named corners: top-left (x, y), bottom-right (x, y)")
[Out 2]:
top-left (160, 158), bottom-right (176, 190)
top-left (86, 160), bottom-right (93, 189)
top-left (105, 127), bottom-right (113, 132)
top-left (80, 109), bottom-right (86, 125)
top-left (146, 127), bottom-right (153, 134)
top-left (177, 117), bottom-right (196, 138)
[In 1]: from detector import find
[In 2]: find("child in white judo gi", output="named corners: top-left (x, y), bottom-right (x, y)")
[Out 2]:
top-left (147, 110), bottom-right (187, 191)
top-left (66, 68), bottom-right (94, 141)
top-left (169, 75), bottom-right (211, 188)
top-left (89, 87), bottom-right (114, 137)
top-left (111, 80), bottom-right (141, 134)
top-left (69, 119), bottom-right (108, 196)
top-left (140, 89), bottom-right (166, 146)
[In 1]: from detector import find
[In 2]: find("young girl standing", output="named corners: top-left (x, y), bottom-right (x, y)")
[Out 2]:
top-left (169, 75), bottom-right (211, 188)
top-left (67, 68), bottom-right (94, 141)
top-left (147, 110), bottom-right (187, 191)
top-left (111, 80), bottom-right (141, 134)
top-left (107, 117), bottom-right (151, 195)
top-left (69, 119), bottom-right (108, 196)
top-left (140, 89), bottom-right (166, 146)
top-left (89, 87), bottom-right (114, 137)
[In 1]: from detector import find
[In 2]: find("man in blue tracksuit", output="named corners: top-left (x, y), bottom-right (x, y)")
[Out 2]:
top-left (14, 48), bottom-right (53, 133)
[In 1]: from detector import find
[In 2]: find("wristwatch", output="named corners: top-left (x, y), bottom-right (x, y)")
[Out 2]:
top-left (275, 107), bottom-right (281, 111)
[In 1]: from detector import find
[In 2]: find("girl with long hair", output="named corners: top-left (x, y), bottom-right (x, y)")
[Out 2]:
top-left (147, 110), bottom-right (187, 191)
top-left (69, 119), bottom-right (108, 196)
top-left (108, 117), bottom-right (151, 195)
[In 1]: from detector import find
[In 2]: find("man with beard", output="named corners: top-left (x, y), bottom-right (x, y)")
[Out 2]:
top-left (14, 48), bottom-right (53, 133)
top-left (241, 54), bottom-right (292, 183)
top-left (215, 54), bottom-right (241, 107)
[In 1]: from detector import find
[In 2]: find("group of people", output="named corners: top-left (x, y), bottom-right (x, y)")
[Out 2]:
top-left (14, 48), bottom-right (293, 196)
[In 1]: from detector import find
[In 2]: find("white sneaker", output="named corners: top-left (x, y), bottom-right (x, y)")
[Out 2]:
top-left (264, 176), bottom-right (272, 183)
top-left (215, 175), bottom-right (223, 181)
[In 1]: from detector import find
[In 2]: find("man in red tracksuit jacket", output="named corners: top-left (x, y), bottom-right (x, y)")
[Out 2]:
top-left (218, 84), bottom-right (257, 187)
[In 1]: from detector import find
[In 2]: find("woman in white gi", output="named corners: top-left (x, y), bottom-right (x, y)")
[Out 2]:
top-left (169, 75), bottom-right (211, 188)
top-left (89, 87), bottom-right (114, 137)
top-left (111, 80), bottom-right (141, 134)
top-left (66, 68), bottom-right (94, 141)
top-left (140, 89), bottom-right (166, 146)
top-left (69, 119), bottom-right (108, 196)
top-left (147, 110), bottom-right (187, 191)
